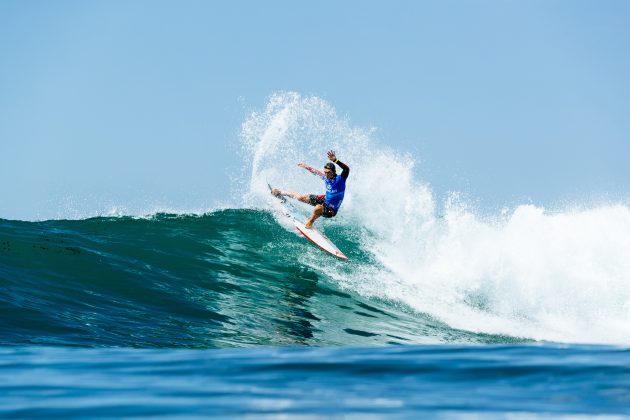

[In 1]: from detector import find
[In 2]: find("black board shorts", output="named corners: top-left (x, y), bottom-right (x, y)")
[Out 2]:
top-left (308, 194), bottom-right (337, 218)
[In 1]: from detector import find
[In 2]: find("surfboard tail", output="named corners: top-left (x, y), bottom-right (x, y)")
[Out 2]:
top-left (294, 222), bottom-right (348, 260)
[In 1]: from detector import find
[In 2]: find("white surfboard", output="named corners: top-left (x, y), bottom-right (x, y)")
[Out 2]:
top-left (292, 218), bottom-right (348, 260)
top-left (269, 184), bottom-right (348, 260)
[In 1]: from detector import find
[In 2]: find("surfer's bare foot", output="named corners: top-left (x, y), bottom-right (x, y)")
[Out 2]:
top-left (304, 220), bottom-right (313, 229)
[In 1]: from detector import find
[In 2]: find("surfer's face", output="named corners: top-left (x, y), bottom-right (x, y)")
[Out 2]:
top-left (324, 169), bottom-right (335, 179)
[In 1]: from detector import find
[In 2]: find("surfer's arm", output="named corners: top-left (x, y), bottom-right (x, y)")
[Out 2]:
top-left (336, 160), bottom-right (350, 179)
top-left (298, 163), bottom-right (324, 177)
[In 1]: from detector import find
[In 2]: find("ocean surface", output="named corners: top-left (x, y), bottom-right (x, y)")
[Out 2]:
top-left (3, 93), bottom-right (630, 417)
top-left (2, 211), bottom-right (630, 417)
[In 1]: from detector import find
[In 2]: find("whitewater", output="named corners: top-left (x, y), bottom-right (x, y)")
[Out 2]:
top-left (241, 92), bottom-right (630, 346)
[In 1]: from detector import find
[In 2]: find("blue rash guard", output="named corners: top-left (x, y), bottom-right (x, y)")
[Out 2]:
top-left (321, 160), bottom-right (350, 211)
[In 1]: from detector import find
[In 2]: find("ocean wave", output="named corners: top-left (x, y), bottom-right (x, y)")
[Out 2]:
top-left (1, 210), bottom-right (509, 348)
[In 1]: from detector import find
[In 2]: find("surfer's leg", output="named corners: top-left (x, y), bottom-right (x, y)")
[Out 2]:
top-left (295, 194), bottom-right (311, 204)
top-left (273, 190), bottom-right (310, 203)
top-left (305, 205), bottom-right (324, 229)
top-left (286, 192), bottom-right (310, 203)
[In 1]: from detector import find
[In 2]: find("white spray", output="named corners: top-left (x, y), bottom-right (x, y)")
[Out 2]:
top-left (241, 92), bottom-right (630, 345)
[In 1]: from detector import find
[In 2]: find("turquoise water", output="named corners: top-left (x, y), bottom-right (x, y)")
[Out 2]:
top-left (0, 210), bottom-right (515, 348)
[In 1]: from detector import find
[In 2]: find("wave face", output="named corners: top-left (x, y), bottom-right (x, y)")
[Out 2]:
top-left (1, 211), bottom-right (506, 348)
top-left (2, 204), bottom-right (630, 348)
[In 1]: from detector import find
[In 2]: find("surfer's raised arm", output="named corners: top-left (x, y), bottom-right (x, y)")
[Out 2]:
top-left (327, 150), bottom-right (349, 179)
top-left (298, 163), bottom-right (324, 177)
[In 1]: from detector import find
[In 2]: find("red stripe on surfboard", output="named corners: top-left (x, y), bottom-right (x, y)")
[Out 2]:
top-left (294, 224), bottom-right (348, 260)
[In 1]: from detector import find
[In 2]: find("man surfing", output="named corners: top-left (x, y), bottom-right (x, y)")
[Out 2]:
top-left (271, 150), bottom-right (350, 229)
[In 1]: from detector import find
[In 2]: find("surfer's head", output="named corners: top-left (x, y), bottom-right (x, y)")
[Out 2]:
top-left (324, 162), bottom-right (336, 179)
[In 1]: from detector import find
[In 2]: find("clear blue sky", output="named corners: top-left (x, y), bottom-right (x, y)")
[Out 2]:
top-left (1, 1), bottom-right (629, 219)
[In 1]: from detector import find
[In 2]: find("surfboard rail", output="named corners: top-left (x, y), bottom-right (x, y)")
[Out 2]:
top-left (294, 221), bottom-right (348, 260)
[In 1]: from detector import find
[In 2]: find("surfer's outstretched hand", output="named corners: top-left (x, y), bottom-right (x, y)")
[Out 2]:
top-left (297, 163), bottom-right (307, 169)
top-left (327, 150), bottom-right (337, 162)
top-left (271, 188), bottom-right (282, 197)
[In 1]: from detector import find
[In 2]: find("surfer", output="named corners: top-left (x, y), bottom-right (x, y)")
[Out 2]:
top-left (272, 150), bottom-right (349, 229)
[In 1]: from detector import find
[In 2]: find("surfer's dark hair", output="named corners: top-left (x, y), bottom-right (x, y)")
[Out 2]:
top-left (324, 162), bottom-right (336, 172)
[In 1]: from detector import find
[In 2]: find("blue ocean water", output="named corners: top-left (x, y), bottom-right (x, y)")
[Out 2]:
top-left (3, 93), bottom-right (630, 416)
top-left (0, 345), bottom-right (630, 418)
top-left (2, 344), bottom-right (630, 417)
top-left (2, 212), bottom-right (630, 417)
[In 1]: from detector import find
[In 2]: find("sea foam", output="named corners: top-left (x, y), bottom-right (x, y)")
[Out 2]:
top-left (241, 91), bottom-right (630, 345)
